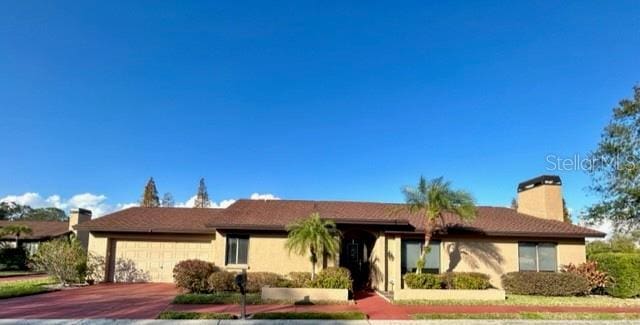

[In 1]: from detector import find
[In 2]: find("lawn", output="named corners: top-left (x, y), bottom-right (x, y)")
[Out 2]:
top-left (157, 311), bottom-right (236, 319)
top-left (397, 294), bottom-right (640, 307)
top-left (0, 278), bottom-right (58, 299)
top-left (0, 271), bottom-right (40, 277)
top-left (413, 313), bottom-right (640, 320)
top-left (251, 312), bottom-right (366, 320)
top-left (173, 292), bottom-right (262, 304)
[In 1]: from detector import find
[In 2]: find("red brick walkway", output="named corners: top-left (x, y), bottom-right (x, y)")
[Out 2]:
top-left (0, 283), bottom-right (177, 319)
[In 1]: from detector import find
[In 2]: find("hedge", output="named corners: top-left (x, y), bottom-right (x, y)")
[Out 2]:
top-left (403, 272), bottom-right (492, 290)
top-left (591, 253), bottom-right (640, 298)
top-left (173, 259), bottom-right (217, 293)
top-left (310, 267), bottom-right (352, 289)
top-left (501, 272), bottom-right (591, 296)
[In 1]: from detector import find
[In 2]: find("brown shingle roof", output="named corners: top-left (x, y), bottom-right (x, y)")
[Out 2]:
top-left (0, 220), bottom-right (70, 240)
top-left (76, 199), bottom-right (606, 238)
top-left (74, 207), bottom-right (223, 234)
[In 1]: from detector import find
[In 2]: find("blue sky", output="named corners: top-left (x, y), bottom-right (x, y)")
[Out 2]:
top-left (1, 1), bottom-right (639, 222)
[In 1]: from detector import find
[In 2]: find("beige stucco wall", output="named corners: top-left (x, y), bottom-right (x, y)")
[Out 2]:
top-left (440, 237), bottom-right (587, 288)
top-left (517, 185), bottom-right (564, 222)
top-left (262, 287), bottom-right (349, 302)
top-left (369, 233), bottom-right (386, 290)
top-left (215, 232), bottom-right (331, 275)
top-left (394, 288), bottom-right (505, 301)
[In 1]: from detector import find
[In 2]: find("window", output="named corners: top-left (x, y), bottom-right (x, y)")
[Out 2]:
top-left (226, 235), bottom-right (249, 265)
top-left (401, 239), bottom-right (441, 274)
top-left (518, 242), bottom-right (557, 272)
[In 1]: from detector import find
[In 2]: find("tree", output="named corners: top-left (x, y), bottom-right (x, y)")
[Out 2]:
top-left (193, 178), bottom-right (211, 208)
top-left (510, 198), bottom-right (518, 209)
top-left (31, 237), bottom-right (87, 286)
top-left (161, 193), bottom-right (174, 207)
top-left (563, 199), bottom-right (572, 224)
top-left (586, 86), bottom-right (640, 232)
top-left (0, 224), bottom-right (32, 249)
top-left (285, 213), bottom-right (340, 280)
top-left (402, 176), bottom-right (476, 274)
top-left (23, 207), bottom-right (67, 221)
top-left (140, 177), bottom-right (160, 208)
top-left (0, 202), bottom-right (31, 221)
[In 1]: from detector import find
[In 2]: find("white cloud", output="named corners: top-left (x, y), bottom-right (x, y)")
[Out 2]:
top-left (1, 192), bottom-right (133, 218)
top-left (1, 191), bottom-right (281, 216)
top-left (250, 193), bottom-right (280, 200)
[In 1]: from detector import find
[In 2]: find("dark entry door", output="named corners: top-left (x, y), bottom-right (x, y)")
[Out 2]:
top-left (341, 238), bottom-right (370, 289)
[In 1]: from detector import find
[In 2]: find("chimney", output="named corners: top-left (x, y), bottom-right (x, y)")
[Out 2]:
top-left (69, 208), bottom-right (92, 250)
top-left (516, 175), bottom-right (564, 222)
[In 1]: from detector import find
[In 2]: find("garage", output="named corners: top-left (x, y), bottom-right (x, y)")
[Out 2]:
top-left (109, 239), bottom-right (214, 283)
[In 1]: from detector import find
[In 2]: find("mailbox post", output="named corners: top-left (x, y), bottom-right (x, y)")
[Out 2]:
top-left (234, 269), bottom-right (247, 319)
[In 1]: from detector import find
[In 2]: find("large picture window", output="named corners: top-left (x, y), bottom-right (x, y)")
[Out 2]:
top-left (518, 242), bottom-right (557, 272)
top-left (226, 235), bottom-right (249, 265)
top-left (401, 239), bottom-right (441, 275)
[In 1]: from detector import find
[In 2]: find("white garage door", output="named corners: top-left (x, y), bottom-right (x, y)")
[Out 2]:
top-left (113, 240), bottom-right (213, 283)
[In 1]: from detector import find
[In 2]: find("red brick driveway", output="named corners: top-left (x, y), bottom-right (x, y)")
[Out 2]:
top-left (0, 283), bottom-right (177, 319)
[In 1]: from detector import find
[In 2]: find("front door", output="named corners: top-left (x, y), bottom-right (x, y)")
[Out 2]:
top-left (341, 238), bottom-right (370, 289)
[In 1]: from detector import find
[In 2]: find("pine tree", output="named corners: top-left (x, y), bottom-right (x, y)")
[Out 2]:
top-left (193, 178), bottom-right (211, 208)
top-left (161, 192), bottom-right (174, 207)
top-left (140, 177), bottom-right (160, 208)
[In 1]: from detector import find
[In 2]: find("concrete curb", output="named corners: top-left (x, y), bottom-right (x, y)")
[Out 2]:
top-left (2, 320), bottom-right (640, 325)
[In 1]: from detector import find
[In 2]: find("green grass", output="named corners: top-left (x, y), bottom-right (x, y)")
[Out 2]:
top-left (413, 312), bottom-right (640, 320)
top-left (173, 292), bottom-right (262, 304)
top-left (0, 271), bottom-right (39, 277)
top-left (0, 278), bottom-right (57, 299)
top-left (397, 294), bottom-right (640, 307)
top-left (157, 311), bottom-right (235, 319)
top-left (251, 312), bottom-right (366, 320)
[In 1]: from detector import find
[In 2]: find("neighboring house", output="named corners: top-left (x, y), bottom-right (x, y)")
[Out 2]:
top-left (75, 175), bottom-right (605, 290)
top-left (0, 208), bottom-right (92, 254)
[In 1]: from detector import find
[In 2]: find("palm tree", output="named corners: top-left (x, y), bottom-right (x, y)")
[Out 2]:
top-left (285, 213), bottom-right (341, 280)
top-left (0, 224), bottom-right (33, 249)
top-left (403, 176), bottom-right (476, 273)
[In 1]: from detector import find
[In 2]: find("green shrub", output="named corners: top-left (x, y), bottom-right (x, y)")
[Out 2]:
top-left (0, 248), bottom-right (28, 271)
top-left (591, 253), bottom-right (640, 298)
top-left (310, 267), bottom-right (352, 289)
top-left (207, 271), bottom-right (236, 292)
top-left (30, 237), bottom-right (87, 285)
top-left (403, 273), bottom-right (440, 289)
top-left (172, 259), bottom-right (216, 293)
top-left (501, 272), bottom-right (591, 296)
top-left (246, 272), bottom-right (283, 292)
top-left (289, 272), bottom-right (312, 287)
top-left (441, 272), bottom-right (492, 290)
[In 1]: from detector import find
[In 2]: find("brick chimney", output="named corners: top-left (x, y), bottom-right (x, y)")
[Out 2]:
top-left (516, 175), bottom-right (564, 222)
top-left (69, 208), bottom-right (92, 250)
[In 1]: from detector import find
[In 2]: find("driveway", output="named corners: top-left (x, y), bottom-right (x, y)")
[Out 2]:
top-left (0, 283), bottom-right (177, 319)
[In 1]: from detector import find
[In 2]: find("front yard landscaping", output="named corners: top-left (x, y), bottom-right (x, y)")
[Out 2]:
top-left (413, 312), bottom-right (640, 320)
top-left (173, 292), bottom-right (262, 304)
top-left (157, 311), bottom-right (236, 319)
top-left (251, 312), bottom-right (366, 320)
top-left (0, 277), bottom-right (58, 299)
top-left (397, 294), bottom-right (640, 307)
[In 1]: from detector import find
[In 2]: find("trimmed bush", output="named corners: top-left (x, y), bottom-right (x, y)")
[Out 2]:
top-left (591, 253), bottom-right (640, 298)
top-left (561, 261), bottom-right (611, 294)
top-left (289, 272), bottom-right (312, 288)
top-left (310, 267), bottom-right (352, 289)
top-left (0, 248), bottom-right (28, 271)
top-left (173, 259), bottom-right (216, 293)
top-left (246, 272), bottom-right (283, 292)
top-left (207, 271), bottom-right (236, 292)
top-left (403, 273), bottom-right (440, 289)
top-left (501, 272), bottom-right (591, 296)
top-left (441, 272), bottom-right (492, 290)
